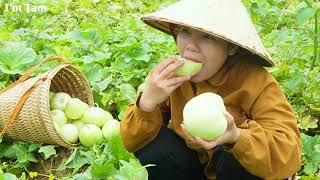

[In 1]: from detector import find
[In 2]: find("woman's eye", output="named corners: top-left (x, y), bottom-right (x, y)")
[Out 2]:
top-left (203, 34), bottom-right (215, 40)
top-left (181, 28), bottom-right (190, 33)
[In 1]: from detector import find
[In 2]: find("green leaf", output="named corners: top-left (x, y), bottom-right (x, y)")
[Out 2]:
top-left (0, 143), bottom-right (16, 159)
top-left (106, 135), bottom-right (134, 163)
top-left (79, 51), bottom-right (112, 64)
top-left (65, 29), bottom-right (87, 43)
top-left (57, 147), bottom-right (95, 173)
top-left (57, 148), bottom-right (79, 171)
top-left (28, 143), bottom-right (42, 152)
top-left (118, 84), bottom-right (136, 104)
top-left (79, 149), bottom-right (96, 163)
top-left (124, 49), bottom-right (150, 62)
top-left (301, 134), bottom-right (320, 175)
top-left (0, 173), bottom-right (17, 180)
top-left (0, 81), bottom-right (6, 90)
top-left (38, 145), bottom-right (57, 160)
top-left (0, 28), bottom-right (11, 41)
top-left (273, 29), bottom-right (293, 44)
top-left (0, 42), bottom-right (36, 75)
top-left (53, 46), bottom-right (74, 59)
top-left (116, 83), bottom-right (137, 120)
top-left (72, 173), bottom-right (91, 180)
top-left (304, 163), bottom-right (318, 176)
top-left (13, 144), bottom-right (37, 169)
top-left (90, 160), bottom-right (118, 177)
top-left (298, 115), bottom-right (318, 130)
top-left (86, 65), bottom-right (103, 83)
top-left (118, 159), bottom-right (148, 180)
top-left (92, 75), bottom-right (113, 92)
top-left (296, 7), bottom-right (316, 25)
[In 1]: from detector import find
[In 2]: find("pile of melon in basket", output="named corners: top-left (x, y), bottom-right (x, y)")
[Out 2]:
top-left (49, 91), bottom-right (120, 147)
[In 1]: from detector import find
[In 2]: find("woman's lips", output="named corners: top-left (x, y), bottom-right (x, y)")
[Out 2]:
top-left (182, 56), bottom-right (202, 63)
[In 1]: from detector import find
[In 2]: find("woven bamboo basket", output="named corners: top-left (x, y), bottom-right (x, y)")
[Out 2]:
top-left (0, 58), bottom-right (94, 148)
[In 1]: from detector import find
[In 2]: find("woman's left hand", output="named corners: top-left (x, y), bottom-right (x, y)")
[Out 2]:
top-left (182, 111), bottom-right (240, 150)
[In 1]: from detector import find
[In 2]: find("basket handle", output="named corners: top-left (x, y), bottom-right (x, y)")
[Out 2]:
top-left (0, 57), bottom-right (70, 136)
top-left (0, 57), bottom-right (70, 94)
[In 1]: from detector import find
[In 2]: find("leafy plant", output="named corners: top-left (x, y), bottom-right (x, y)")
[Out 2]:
top-left (0, 0), bottom-right (319, 179)
top-left (299, 134), bottom-right (320, 176)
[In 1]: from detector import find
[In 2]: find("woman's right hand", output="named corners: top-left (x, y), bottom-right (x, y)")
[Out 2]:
top-left (138, 56), bottom-right (191, 112)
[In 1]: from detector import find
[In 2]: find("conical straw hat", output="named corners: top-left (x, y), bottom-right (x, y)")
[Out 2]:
top-left (141, 0), bottom-right (274, 67)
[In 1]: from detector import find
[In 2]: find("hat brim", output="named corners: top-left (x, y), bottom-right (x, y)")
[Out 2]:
top-left (142, 17), bottom-right (275, 67)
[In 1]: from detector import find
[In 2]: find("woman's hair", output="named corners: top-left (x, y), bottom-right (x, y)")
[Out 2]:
top-left (169, 23), bottom-right (178, 42)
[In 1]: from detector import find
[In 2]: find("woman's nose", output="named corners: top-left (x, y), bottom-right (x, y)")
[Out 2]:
top-left (185, 38), bottom-right (200, 52)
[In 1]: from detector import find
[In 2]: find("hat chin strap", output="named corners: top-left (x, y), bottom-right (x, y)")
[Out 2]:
top-left (169, 23), bottom-right (177, 42)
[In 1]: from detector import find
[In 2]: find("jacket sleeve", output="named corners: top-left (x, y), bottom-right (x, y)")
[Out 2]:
top-left (224, 72), bottom-right (302, 179)
top-left (120, 94), bottom-right (170, 152)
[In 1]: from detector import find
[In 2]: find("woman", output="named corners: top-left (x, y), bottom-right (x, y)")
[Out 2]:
top-left (120, 0), bottom-right (301, 179)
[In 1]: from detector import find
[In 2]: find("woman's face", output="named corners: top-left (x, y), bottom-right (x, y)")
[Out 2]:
top-left (176, 26), bottom-right (234, 83)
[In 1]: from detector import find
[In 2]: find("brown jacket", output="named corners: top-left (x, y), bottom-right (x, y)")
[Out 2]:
top-left (120, 54), bottom-right (301, 180)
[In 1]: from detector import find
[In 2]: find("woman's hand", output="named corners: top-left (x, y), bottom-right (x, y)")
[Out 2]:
top-left (182, 111), bottom-right (240, 150)
top-left (139, 56), bottom-right (191, 112)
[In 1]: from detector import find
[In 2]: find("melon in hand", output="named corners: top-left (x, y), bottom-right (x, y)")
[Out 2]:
top-left (174, 56), bottom-right (203, 77)
top-left (182, 92), bottom-right (227, 141)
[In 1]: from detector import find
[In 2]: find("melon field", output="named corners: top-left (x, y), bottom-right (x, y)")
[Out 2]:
top-left (0, 0), bottom-right (319, 179)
